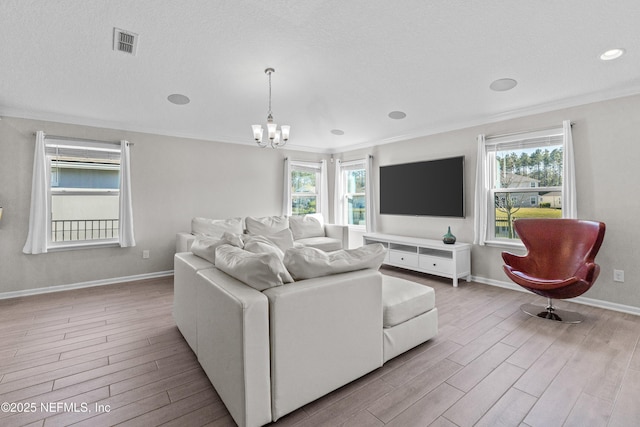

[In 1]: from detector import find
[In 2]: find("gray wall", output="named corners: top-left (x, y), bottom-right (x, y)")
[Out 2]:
top-left (0, 117), bottom-right (324, 293)
top-left (1, 94), bottom-right (639, 309)
top-left (337, 94), bottom-right (640, 308)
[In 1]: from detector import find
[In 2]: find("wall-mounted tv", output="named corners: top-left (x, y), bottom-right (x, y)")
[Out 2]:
top-left (379, 156), bottom-right (465, 217)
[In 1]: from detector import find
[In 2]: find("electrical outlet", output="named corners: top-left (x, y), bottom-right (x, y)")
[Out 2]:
top-left (142, 250), bottom-right (150, 259)
top-left (613, 269), bottom-right (624, 282)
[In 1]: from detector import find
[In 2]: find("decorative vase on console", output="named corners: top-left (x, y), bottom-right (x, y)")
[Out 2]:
top-left (443, 226), bottom-right (456, 244)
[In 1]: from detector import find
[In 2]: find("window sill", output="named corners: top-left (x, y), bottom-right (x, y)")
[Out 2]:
top-left (483, 240), bottom-right (526, 251)
top-left (47, 240), bottom-right (120, 252)
top-left (347, 225), bottom-right (366, 231)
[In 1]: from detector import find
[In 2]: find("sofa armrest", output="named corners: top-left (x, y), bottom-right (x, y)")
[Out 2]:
top-left (324, 223), bottom-right (349, 249)
top-left (263, 269), bottom-right (383, 420)
top-left (176, 232), bottom-right (196, 253)
top-left (173, 252), bottom-right (215, 353)
top-left (196, 269), bottom-right (272, 427)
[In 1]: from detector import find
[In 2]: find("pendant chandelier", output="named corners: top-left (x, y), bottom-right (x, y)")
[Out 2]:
top-left (252, 68), bottom-right (290, 148)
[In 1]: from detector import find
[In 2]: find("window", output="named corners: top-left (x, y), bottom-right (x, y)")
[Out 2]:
top-left (291, 167), bottom-right (319, 215)
top-left (335, 160), bottom-right (367, 227)
top-left (284, 159), bottom-right (328, 218)
top-left (48, 141), bottom-right (121, 245)
top-left (474, 121), bottom-right (575, 246)
top-left (23, 132), bottom-right (135, 254)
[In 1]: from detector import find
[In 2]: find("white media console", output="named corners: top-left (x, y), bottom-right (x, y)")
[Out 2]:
top-left (363, 233), bottom-right (471, 287)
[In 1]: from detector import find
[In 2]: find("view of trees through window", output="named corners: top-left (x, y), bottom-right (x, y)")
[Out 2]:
top-left (493, 144), bottom-right (563, 239)
top-left (291, 169), bottom-right (317, 215)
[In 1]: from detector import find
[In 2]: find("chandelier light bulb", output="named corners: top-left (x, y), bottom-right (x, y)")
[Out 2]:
top-left (280, 125), bottom-right (290, 142)
top-left (252, 124), bottom-right (263, 142)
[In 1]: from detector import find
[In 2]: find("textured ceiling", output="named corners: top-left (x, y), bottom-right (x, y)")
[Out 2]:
top-left (1, 0), bottom-right (639, 152)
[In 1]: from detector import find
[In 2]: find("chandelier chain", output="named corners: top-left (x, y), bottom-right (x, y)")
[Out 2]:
top-left (268, 70), bottom-right (272, 117)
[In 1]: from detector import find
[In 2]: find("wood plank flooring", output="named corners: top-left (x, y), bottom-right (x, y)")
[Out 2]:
top-left (1, 266), bottom-right (639, 426)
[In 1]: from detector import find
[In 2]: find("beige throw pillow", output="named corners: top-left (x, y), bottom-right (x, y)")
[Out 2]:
top-left (284, 243), bottom-right (387, 281)
top-left (215, 245), bottom-right (294, 291)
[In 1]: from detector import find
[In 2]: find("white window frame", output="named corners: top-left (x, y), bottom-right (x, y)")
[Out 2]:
top-left (335, 159), bottom-right (367, 230)
top-left (476, 125), bottom-right (575, 248)
top-left (285, 160), bottom-right (328, 218)
top-left (46, 139), bottom-right (122, 250)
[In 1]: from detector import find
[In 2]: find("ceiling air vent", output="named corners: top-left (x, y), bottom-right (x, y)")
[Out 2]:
top-left (113, 28), bottom-right (138, 55)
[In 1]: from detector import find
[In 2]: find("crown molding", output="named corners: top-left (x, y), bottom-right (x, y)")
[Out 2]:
top-left (332, 85), bottom-right (640, 154)
top-left (4, 84), bottom-right (640, 156)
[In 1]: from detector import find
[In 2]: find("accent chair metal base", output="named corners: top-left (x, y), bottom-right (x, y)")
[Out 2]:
top-left (520, 299), bottom-right (583, 324)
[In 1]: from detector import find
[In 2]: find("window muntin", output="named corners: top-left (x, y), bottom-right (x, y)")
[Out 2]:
top-left (487, 133), bottom-right (563, 242)
top-left (46, 141), bottom-right (121, 246)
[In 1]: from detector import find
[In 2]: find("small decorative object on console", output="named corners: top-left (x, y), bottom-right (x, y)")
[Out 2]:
top-left (442, 226), bottom-right (456, 244)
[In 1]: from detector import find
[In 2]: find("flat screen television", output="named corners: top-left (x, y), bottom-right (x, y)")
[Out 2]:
top-left (379, 156), bottom-right (465, 217)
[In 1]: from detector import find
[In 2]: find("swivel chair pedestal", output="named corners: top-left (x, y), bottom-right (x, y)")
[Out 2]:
top-left (520, 299), bottom-right (582, 324)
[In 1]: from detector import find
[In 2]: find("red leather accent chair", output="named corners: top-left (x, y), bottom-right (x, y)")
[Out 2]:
top-left (502, 218), bottom-right (606, 323)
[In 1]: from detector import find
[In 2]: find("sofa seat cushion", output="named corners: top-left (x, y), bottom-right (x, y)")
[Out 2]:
top-left (294, 236), bottom-right (342, 252)
top-left (382, 276), bottom-right (435, 328)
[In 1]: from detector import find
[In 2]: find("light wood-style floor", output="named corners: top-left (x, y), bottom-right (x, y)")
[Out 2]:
top-left (1, 267), bottom-right (639, 427)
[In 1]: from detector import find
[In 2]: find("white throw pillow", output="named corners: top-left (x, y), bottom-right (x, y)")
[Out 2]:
top-left (215, 245), bottom-right (294, 291)
top-left (263, 228), bottom-right (295, 252)
top-left (289, 215), bottom-right (325, 240)
top-left (284, 243), bottom-right (387, 281)
top-left (244, 235), bottom-right (285, 261)
top-left (191, 217), bottom-right (243, 238)
top-left (245, 216), bottom-right (289, 236)
top-left (190, 232), bottom-right (244, 264)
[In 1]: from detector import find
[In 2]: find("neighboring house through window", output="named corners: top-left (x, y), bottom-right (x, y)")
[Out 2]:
top-left (48, 141), bottom-right (121, 244)
top-left (23, 132), bottom-right (135, 254)
top-left (474, 121), bottom-right (576, 245)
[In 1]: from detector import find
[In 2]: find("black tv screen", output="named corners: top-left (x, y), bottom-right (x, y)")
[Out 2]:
top-left (379, 156), bottom-right (465, 217)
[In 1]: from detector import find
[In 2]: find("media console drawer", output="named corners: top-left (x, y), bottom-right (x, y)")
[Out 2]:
top-left (389, 251), bottom-right (419, 268)
top-left (419, 255), bottom-right (453, 275)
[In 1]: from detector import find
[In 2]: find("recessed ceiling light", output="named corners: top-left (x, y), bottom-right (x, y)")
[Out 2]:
top-left (388, 111), bottom-right (406, 120)
top-left (490, 78), bottom-right (518, 92)
top-left (330, 129), bottom-right (345, 135)
top-left (600, 48), bottom-right (625, 61)
top-left (167, 94), bottom-right (190, 105)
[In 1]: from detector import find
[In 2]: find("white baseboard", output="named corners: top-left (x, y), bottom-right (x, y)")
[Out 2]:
top-left (472, 275), bottom-right (640, 317)
top-left (0, 270), bottom-right (174, 300)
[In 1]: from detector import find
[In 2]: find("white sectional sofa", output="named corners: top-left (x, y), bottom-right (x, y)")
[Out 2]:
top-left (173, 215), bottom-right (438, 427)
